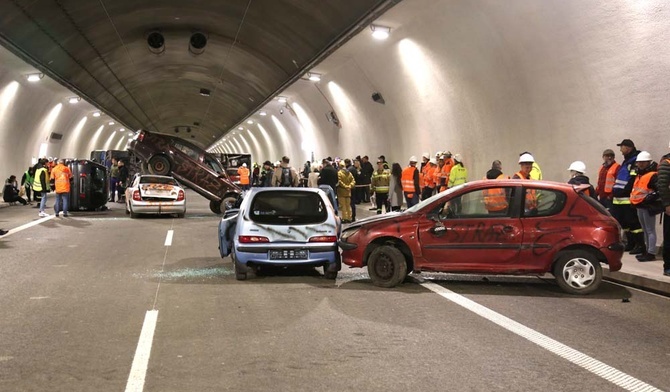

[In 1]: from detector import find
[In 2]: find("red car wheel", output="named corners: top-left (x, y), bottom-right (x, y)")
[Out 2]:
top-left (367, 245), bottom-right (408, 288)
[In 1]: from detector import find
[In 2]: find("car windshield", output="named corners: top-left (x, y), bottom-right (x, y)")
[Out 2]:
top-left (249, 191), bottom-right (328, 225)
top-left (204, 154), bottom-right (225, 174)
top-left (139, 176), bottom-right (177, 186)
top-left (404, 183), bottom-right (467, 213)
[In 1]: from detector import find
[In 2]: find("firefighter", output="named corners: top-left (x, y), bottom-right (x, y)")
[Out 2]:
top-left (401, 156), bottom-right (421, 208)
top-left (612, 139), bottom-right (645, 255)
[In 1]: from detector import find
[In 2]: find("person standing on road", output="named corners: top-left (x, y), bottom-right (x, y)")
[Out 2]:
top-left (359, 155), bottom-right (374, 203)
top-left (51, 158), bottom-right (72, 217)
top-left (272, 156), bottom-right (300, 187)
top-left (596, 149), bottom-right (619, 209)
top-left (567, 161), bottom-right (596, 198)
top-left (238, 163), bottom-right (250, 191)
top-left (116, 160), bottom-right (129, 203)
top-left (629, 152), bottom-right (659, 262)
top-left (337, 161), bottom-right (355, 223)
top-left (33, 159), bottom-right (50, 217)
top-left (109, 158), bottom-right (119, 202)
top-left (370, 159), bottom-right (391, 214)
top-left (401, 156), bottom-right (421, 208)
top-left (611, 139), bottom-right (645, 255)
top-left (656, 141), bottom-right (670, 276)
top-left (388, 163), bottom-right (404, 212)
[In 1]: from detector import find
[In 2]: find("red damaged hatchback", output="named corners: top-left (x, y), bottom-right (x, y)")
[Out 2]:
top-left (339, 180), bottom-right (624, 294)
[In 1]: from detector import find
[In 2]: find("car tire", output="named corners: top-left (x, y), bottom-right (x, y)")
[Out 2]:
top-left (176, 212), bottom-right (185, 218)
top-left (324, 269), bottom-right (338, 280)
top-left (209, 200), bottom-right (222, 214)
top-left (221, 195), bottom-right (238, 213)
top-left (129, 206), bottom-right (138, 219)
top-left (367, 245), bottom-right (408, 288)
top-left (125, 204), bottom-right (130, 215)
top-left (148, 155), bottom-right (171, 175)
top-left (553, 250), bottom-right (602, 295)
top-left (233, 255), bottom-right (247, 281)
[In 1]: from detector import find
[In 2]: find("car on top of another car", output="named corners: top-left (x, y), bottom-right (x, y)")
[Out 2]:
top-left (338, 179), bottom-right (624, 295)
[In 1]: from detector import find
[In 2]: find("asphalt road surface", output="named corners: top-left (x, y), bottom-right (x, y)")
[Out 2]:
top-left (1, 190), bottom-right (668, 392)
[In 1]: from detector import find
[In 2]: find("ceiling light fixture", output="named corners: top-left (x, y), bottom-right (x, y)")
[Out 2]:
top-left (92, 111), bottom-right (101, 117)
top-left (370, 24), bottom-right (391, 40)
top-left (246, 120), bottom-right (253, 124)
top-left (238, 126), bottom-right (243, 130)
top-left (119, 128), bottom-right (125, 132)
top-left (277, 96), bottom-right (287, 103)
top-left (259, 111), bottom-right (267, 116)
top-left (109, 121), bottom-right (115, 125)
top-left (199, 88), bottom-right (211, 96)
top-left (26, 73), bottom-right (44, 82)
top-left (307, 72), bottom-right (321, 82)
top-left (68, 96), bottom-right (81, 104)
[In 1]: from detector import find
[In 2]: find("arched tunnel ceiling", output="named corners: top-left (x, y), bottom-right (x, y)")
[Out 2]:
top-left (0, 0), bottom-right (396, 147)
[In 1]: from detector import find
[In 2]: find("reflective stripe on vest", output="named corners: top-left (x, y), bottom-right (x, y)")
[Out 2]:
top-left (630, 171), bottom-right (654, 205)
top-left (32, 167), bottom-right (47, 192)
top-left (401, 166), bottom-right (417, 193)
top-left (604, 162), bottom-right (620, 193)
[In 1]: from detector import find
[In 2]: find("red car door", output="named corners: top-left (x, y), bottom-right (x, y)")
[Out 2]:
top-left (417, 185), bottom-right (524, 273)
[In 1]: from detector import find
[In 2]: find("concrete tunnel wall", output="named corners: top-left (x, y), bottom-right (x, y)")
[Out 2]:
top-left (2, 0), bottom-right (670, 187)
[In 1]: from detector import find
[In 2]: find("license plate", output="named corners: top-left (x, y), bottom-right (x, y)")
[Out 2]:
top-left (269, 249), bottom-right (308, 260)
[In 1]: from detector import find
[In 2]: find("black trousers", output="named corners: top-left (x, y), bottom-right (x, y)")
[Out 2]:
top-left (375, 192), bottom-right (389, 214)
top-left (611, 203), bottom-right (643, 249)
top-left (421, 186), bottom-right (435, 200)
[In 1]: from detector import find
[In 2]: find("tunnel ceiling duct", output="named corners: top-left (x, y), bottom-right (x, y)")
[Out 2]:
top-left (0, 0), bottom-right (398, 147)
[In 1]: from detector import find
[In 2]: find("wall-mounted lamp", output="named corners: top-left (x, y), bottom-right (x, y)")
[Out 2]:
top-left (92, 111), bottom-right (101, 117)
top-left (147, 31), bottom-right (165, 55)
top-left (26, 73), bottom-right (44, 82)
top-left (189, 32), bottom-right (208, 55)
top-left (370, 24), bottom-right (391, 40)
top-left (306, 72), bottom-right (321, 82)
top-left (372, 92), bottom-right (386, 104)
top-left (68, 96), bottom-right (81, 104)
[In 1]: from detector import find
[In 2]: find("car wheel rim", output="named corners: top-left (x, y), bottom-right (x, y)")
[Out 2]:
top-left (153, 161), bottom-right (166, 172)
top-left (373, 252), bottom-right (395, 280)
top-left (562, 257), bottom-right (595, 289)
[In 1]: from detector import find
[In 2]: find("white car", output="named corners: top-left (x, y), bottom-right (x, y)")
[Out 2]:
top-left (125, 174), bottom-right (186, 218)
top-left (218, 188), bottom-right (341, 280)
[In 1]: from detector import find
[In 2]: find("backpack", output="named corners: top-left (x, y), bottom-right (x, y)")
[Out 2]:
top-left (280, 167), bottom-right (293, 187)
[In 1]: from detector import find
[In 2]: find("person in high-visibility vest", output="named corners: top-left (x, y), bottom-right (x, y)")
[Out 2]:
top-left (612, 139), bottom-right (645, 254)
top-left (51, 158), bottom-right (72, 217)
top-left (401, 156), bottom-right (421, 208)
top-left (483, 160), bottom-right (508, 213)
top-left (596, 149), bottom-right (619, 210)
top-left (513, 153), bottom-right (538, 212)
top-left (438, 152), bottom-right (454, 192)
top-left (448, 154), bottom-right (467, 188)
top-left (237, 163), bottom-right (250, 191)
top-left (630, 151), bottom-right (659, 262)
top-left (519, 151), bottom-right (543, 180)
top-left (370, 159), bottom-right (391, 214)
top-left (656, 142), bottom-right (670, 276)
top-left (421, 158), bottom-right (437, 200)
top-left (567, 161), bottom-right (596, 198)
top-left (32, 159), bottom-right (51, 217)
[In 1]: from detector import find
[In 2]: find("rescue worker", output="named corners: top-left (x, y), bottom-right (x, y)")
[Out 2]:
top-left (520, 151), bottom-right (543, 180)
top-left (567, 161), bottom-right (596, 198)
top-left (33, 159), bottom-right (50, 217)
top-left (401, 156), bottom-right (421, 208)
top-left (513, 153), bottom-right (538, 213)
top-left (336, 161), bottom-right (355, 223)
top-left (421, 158), bottom-right (437, 200)
top-left (656, 140), bottom-right (670, 276)
top-left (629, 151), bottom-right (659, 262)
top-left (596, 149), bottom-right (620, 209)
top-left (448, 154), bottom-right (467, 188)
top-left (419, 152), bottom-right (430, 194)
top-left (20, 166), bottom-right (35, 204)
top-left (370, 159), bottom-right (391, 214)
top-left (438, 152), bottom-right (455, 192)
top-left (612, 139), bottom-right (645, 255)
top-left (237, 163), bottom-right (250, 191)
top-left (51, 158), bottom-right (72, 217)
top-left (483, 160), bottom-right (508, 213)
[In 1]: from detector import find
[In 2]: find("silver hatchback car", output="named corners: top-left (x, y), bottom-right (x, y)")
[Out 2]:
top-left (218, 188), bottom-right (341, 280)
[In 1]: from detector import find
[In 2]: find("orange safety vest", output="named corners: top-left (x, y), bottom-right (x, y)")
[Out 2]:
top-left (438, 158), bottom-right (454, 192)
top-left (482, 174), bottom-right (507, 211)
top-left (420, 164), bottom-right (431, 189)
top-left (50, 164), bottom-right (72, 194)
top-left (630, 171), bottom-right (655, 205)
top-left (237, 167), bottom-right (250, 185)
top-left (423, 164), bottom-right (436, 188)
top-left (604, 162), bottom-right (621, 193)
top-left (512, 172), bottom-right (537, 209)
top-left (401, 166), bottom-right (418, 195)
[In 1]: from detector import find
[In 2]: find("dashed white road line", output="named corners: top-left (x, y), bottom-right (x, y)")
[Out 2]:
top-left (1, 215), bottom-right (54, 237)
top-left (125, 310), bottom-right (159, 392)
top-left (421, 281), bottom-right (662, 392)
top-left (164, 230), bottom-right (174, 246)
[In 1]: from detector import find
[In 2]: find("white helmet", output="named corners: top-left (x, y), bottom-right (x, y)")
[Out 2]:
top-left (567, 161), bottom-right (586, 173)
top-left (409, 156), bottom-right (418, 163)
top-left (429, 158), bottom-right (437, 165)
top-left (453, 154), bottom-right (462, 163)
top-left (422, 152), bottom-right (430, 159)
top-left (242, 163), bottom-right (247, 168)
top-left (636, 151), bottom-right (653, 162)
top-left (518, 153), bottom-right (535, 163)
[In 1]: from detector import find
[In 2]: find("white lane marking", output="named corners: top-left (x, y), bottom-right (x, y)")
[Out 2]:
top-left (164, 230), bottom-right (174, 246)
top-left (125, 310), bottom-right (159, 392)
top-left (421, 282), bottom-right (662, 392)
top-left (29, 296), bottom-right (50, 300)
top-left (1, 215), bottom-right (55, 238)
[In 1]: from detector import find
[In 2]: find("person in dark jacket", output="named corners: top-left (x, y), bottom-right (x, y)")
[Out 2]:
top-left (116, 160), bottom-right (129, 203)
top-left (317, 159), bottom-right (339, 192)
top-left (3, 175), bottom-right (28, 205)
top-left (656, 145), bottom-right (670, 276)
top-left (359, 156), bottom-right (374, 203)
top-left (567, 161), bottom-right (596, 198)
top-left (611, 139), bottom-right (644, 254)
top-left (486, 160), bottom-right (505, 179)
top-left (630, 152), bottom-right (659, 262)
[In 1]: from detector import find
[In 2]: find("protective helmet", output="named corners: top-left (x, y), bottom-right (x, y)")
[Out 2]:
top-left (242, 163), bottom-right (247, 167)
top-left (567, 161), bottom-right (586, 173)
top-left (422, 152), bottom-right (430, 159)
top-left (444, 151), bottom-right (452, 158)
top-left (453, 154), bottom-right (462, 163)
top-left (518, 153), bottom-right (535, 163)
top-left (636, 151), bottom-right (653, 162)
top-left (409, 156), bottom-right (418, 163)
top-left (429, 158), bottom-right (437, 165)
